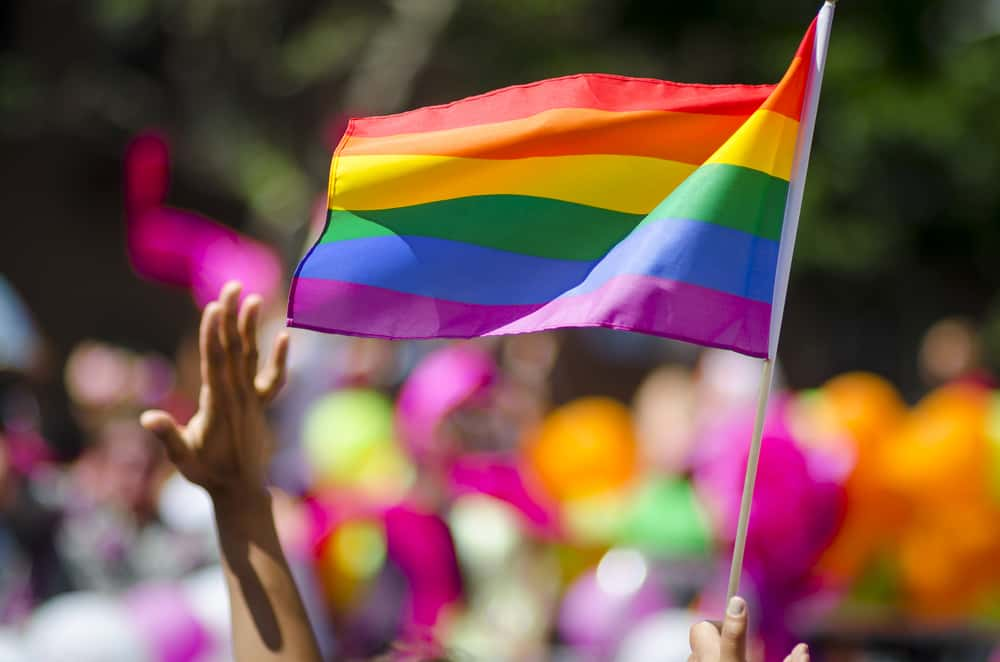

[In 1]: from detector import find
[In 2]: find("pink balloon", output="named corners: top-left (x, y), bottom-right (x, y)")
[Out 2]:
top-left (395, 344), bottom-right (497, 464)
top-left (124, 583), bottom-right (210, 662)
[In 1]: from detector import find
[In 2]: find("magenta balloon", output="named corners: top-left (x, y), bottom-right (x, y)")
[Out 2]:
top-left (448, 454), bottom-right (561, 537)
top-left (191, 233), bottom-right (283, 308)
top-left (124, 583), bottom-right (210, 662)
top-left (692, 395), bottom-right (846, 588)
top-left (126, 209), bottom-right (204, 288)
top-left (383, 502), bottom-right (463, 631)
top-left (127, 198), bottom-right (283, 308)
top-left (395, 344), bottom-right (497, 463)
top-left (692, 397), bottom-right (850, 662)
top-left (123, 131), bottom-right (283, 307)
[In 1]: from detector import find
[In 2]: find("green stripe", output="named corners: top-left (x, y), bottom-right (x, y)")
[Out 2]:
top-left (322, 195), bottom-right (643, 261)
top-left (640, 163), bottom-right (788, 241)
top-left (320, 163), bottom-right (789, 260)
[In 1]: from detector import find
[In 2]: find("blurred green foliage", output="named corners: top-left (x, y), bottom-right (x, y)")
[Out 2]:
top-left (2, 0), bottom-right (999, 385)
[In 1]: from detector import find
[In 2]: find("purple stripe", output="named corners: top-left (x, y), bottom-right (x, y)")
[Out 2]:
top-left (288, 274), bottom-right (770, 357)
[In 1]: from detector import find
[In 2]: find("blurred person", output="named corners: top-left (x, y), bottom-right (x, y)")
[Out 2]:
top-left (919, 317), bottom-right (996, 389)
top-left (498, 332), bottom-right (560, 436)
top-left (0, 276), bottom-right (45, 378)
top-left (694, 349), bottom-right (776, 429)
top-left (632, 364), bottom-right (698, 473)
top-left (0, 403), bottom-right (69, 623)
top-left (56, 417), bottom-right (213, 590)
top-left (58, 339), bottom-right (220, 589)
top-left (64, 342), bottom-right (175, 431)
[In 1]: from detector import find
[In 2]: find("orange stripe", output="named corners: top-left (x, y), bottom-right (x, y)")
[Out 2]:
top-left (761, 56), bottom-right (808, 120)
top-left (340, 107), bottom-right (750, 164)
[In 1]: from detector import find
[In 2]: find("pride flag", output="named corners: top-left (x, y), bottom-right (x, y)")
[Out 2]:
top-left (289, 15), bottom-right (827, 358)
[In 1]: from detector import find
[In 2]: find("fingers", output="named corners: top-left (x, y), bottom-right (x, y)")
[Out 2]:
top-left (219, 282), bottom-right (247, 396)
top-left (256, 331), bottom-right (290, 403)
top-left (207, 282), bottom-right (284, 405)
top-left (199, 302), bottom-right (226, 399)
top-left (719, 596), bottom-right (748, 662)
top-left (140, 410), bottom-right (188, 463)
top-left (785, 643), bottom-right (809, 662)
top-left (219, 282), bottom-right (243, 354)
top-left (239, 294), bottom-right (262, 384)
top-left (689, 621), bottom-right (721, 662)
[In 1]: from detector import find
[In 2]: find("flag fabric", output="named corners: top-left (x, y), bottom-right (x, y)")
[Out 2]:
top-left (288, 19), bottom-right (819, 358)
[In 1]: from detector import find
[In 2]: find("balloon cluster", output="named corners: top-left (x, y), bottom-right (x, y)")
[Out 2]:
top-left (295, 347), bottom-right (854, 660)
top-left (804, 375), bottom-right (1000, 617)
top-left (43, 336), bottom-right (992, 662)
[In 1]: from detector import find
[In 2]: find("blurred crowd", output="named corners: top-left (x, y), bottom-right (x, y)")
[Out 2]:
top-left (3, 248), bottom-right (1000, 662)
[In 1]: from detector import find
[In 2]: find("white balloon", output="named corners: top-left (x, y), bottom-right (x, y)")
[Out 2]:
top-left (615, 609), bottom-right (699, 662)
top-left (24, 592), bottom-right (153, 662)
top-left (181, 565), bottom-right (232, 661)
top-left (0, 629), bottom-right (27, 662)
top-left (158, 473), bottom-right (216, 536)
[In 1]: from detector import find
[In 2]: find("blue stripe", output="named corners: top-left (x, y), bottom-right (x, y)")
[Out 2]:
top-left (298, 216), bottom-right (778, 305)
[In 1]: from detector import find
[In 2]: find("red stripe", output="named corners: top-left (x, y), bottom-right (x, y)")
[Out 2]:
top-left (350, 74), bottom-right (777, 138)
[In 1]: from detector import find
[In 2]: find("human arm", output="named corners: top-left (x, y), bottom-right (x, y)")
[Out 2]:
top-left (141, 282), bottom-right (322, 662)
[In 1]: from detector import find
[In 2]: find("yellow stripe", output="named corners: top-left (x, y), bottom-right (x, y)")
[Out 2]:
top-left (330, 154), bottom-right (696, 214)
top-left (705, 109), bottom-right (799, 181)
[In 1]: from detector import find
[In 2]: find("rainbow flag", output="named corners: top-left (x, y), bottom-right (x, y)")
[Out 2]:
top-left (289, 14), bottom-right (828, 358)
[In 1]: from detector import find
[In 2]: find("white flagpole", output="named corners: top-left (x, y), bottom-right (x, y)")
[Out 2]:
top-left (768, 0), bottom-right (837, 361)
top-left (726, 0), bottom-right (837, 602)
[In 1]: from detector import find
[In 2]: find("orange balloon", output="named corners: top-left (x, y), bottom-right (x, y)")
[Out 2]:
top-left (820, 372), bottom-right (907, 450)
top-left (879, 383), bottom-right (991, 504)
top-left (523, 397), bottom-right (637, 502)
top-left (813, 374), bottom-right (908, 582)
top-left (898, 498), bottom-right (1000, 617)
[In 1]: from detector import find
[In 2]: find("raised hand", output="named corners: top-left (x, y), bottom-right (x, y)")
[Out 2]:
top-left (141, 282), bottom-right (321, 662)
top-left (140, 281), bottom-right (289, 498)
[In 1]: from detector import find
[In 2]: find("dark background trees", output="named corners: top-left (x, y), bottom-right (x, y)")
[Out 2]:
top-left (3, 0), bottom-right (999, 400)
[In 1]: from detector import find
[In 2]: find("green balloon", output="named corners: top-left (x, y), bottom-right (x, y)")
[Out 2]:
top-left (617, 478), bottom-right (712, 558)
top-left (302, 389), bottom-right (396, 484)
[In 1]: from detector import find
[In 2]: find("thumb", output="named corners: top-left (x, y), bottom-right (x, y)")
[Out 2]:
top-left (140, 410), bottom-right (189, 463)
top-left (255, 331), bottom-right (290, 403)
top-left (720, 596), bottom-right (748, 662)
